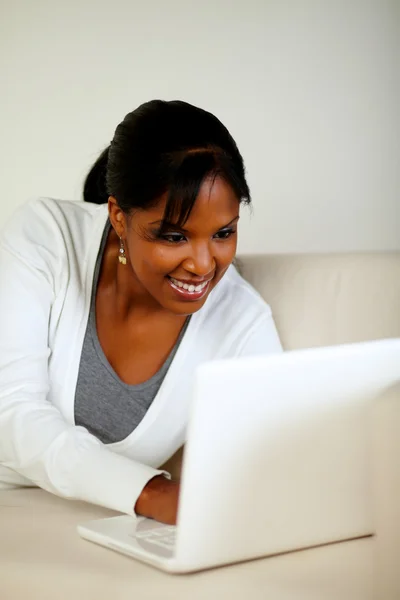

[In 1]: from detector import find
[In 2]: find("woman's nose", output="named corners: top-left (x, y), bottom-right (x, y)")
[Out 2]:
top-left (182, 243), bottom-right (216, 277)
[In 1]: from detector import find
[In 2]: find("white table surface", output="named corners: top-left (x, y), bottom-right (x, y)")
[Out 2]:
top-left (1, 390), bottom-right (399, 600)
top-left (0, 487), bottom-right (376, 600)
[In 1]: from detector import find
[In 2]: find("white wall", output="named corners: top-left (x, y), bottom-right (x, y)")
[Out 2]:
top-left (0, 0), bottom-right (399, 254)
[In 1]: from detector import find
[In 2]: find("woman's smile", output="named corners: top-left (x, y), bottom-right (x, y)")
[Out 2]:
top-left (166, 275), bottom-right (212, 301)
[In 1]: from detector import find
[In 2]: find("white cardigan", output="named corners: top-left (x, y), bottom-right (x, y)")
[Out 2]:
top-left (0, 198), bottom-right (282, 514)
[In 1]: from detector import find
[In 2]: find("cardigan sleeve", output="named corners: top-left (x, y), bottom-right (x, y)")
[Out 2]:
top-left (0, 228), bottom-right (165, 515)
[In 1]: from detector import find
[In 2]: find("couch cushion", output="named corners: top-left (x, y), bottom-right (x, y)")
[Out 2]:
top-left (238, 253), bottom-right (400, 350)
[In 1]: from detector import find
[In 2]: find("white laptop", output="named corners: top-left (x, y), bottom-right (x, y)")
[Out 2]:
top-left (78, 338), bottom-right (400, 573)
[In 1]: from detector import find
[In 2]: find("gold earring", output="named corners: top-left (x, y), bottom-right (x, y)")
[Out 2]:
top-left (118, 237), bottom-right (127, 265)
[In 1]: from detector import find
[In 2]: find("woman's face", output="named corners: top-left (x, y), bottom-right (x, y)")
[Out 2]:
top-left (109, 176), bottom-right (240, 316)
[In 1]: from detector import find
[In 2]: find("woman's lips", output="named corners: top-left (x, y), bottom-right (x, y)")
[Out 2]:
top-left (167, 276), bottom-right (211, 301)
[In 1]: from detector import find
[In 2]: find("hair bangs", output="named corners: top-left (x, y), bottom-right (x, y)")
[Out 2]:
top-left (160, 149), bottom-right (251, 232)
top-left (160, 151), bottom-right (217, 231)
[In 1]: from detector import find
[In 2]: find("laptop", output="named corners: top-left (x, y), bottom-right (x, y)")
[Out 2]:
top-left (78, 338), bottom-right (400, 573)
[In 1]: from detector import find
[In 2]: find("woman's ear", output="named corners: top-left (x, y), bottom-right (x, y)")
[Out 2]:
top-left (108, 196), bottom-right (127, 239)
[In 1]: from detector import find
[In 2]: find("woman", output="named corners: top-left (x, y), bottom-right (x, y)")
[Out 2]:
top-left (0, 100), bottom-right (282, 524)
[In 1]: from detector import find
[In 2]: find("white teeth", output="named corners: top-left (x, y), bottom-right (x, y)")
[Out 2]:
top-left (170, 277), bottom-right (208, 293)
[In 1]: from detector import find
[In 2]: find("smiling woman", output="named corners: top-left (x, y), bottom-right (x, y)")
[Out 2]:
top-left (0, 100), bottom-right (282, 525)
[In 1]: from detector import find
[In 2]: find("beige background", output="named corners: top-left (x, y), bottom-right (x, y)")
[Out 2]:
top-left (1, 0), bottom-right (399, 253)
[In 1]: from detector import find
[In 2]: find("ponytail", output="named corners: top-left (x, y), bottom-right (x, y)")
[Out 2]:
top-left (83, 146), bottom-right (110, 204)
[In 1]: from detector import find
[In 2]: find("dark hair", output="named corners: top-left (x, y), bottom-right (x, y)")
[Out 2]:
top-left (83, 100), bottom-right (251, 229)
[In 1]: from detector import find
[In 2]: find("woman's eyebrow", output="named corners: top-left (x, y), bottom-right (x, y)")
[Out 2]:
top-left (148, 215), bottom-right (240, 231)
top-left (148, 220), bottom-right (189, 233)
top-left (220, 216), bottom-right (240, 227)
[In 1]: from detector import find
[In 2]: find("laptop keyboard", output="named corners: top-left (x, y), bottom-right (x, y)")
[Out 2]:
top-left (135, 525), bottom-right (177, 550)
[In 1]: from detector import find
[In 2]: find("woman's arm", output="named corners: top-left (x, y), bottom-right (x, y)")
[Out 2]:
top-left (0, 238), bottom-right (164, 516)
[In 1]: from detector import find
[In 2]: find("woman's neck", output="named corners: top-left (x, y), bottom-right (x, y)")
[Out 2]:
top-left (99, 226), bottom-right (179, 323)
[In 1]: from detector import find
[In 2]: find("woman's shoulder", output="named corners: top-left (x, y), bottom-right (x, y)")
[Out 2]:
top-left (1, 197), bottom-right (103, 240)
top-left (0, 198), bottom-right (107, 266)
top-left (212, 263), bottom-right (272, 317)
top-left (199, 263), bottom-right (273, 337)
top-left (191, 265), bottom-right (282, 358)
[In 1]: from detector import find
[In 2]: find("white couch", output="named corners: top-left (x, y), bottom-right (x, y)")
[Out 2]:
top-left (1, 252), bottom-right (400, 600)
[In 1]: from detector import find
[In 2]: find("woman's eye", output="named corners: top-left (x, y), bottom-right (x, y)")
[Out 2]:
top-left (158, 229), bottom-right (235, 243)
top-left (162, 233), bottom-right (186, 243)
top-left (214, 229), bottom-right (234, 240)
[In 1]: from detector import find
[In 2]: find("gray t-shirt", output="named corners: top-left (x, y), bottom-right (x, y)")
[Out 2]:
top-left (74, 221), bottom-right (189, 444)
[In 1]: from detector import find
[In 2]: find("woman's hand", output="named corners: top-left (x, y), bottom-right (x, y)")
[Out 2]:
top-left (134, 475), bottom-right (180, 525)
